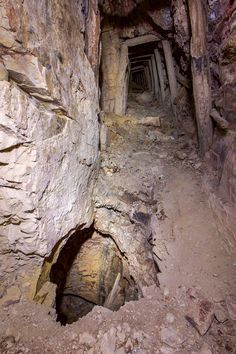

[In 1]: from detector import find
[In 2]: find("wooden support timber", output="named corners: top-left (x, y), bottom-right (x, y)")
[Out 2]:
top-left (188, 0), bottom-right (213, 156)
top-left (154, 48), bottom-right (165, 103)
top-left (151, 54), bottom-right (160, 98)
top-left (162, 40), bottom-right (178, 105)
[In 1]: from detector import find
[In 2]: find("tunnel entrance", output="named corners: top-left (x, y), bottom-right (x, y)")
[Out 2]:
top-left (34, 227), bottom-right (139, 325)
top-left (127, 39), bottom-right (166, 113)
top-left (128, 41), bottom-right (161, 97)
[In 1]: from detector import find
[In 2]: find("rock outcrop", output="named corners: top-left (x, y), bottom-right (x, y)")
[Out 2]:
top-left (205, 0), bottom-right (236, 252)
top-left (0, 0), bottom-right (100, 298)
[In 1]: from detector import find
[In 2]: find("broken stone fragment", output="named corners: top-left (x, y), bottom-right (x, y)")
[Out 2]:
top-left (175, 151), bottom-right (187, 160)
top-left (135, 91), bottom-right (154, 105)
top-left (137, 116), bottom-right (161, 127)
top-left (226, 294), bottom-right (236, 322)
top-left (0, 286), bottom-right (21, 307)
top-left (214, 302), bottom-right (228, 323)
top-left (159, 152), bottom-right (168, 159)
top-left (160, 327), bottom-right (184, 348)
top-left (185, 288), bottom-right (215, 335)
top-left (194, 162), bottom-right (202, 170)
top-left (196, 343), bottom-right (213, 354)
top-left (99, 327), bottom-right (117, 354)
top-left (0, 62), bottom-right (8, 81)
top-left (79, 332), bottom-right (96, 347)
top-left (3, 54), bottom-right (53, 100)
top-left (34, 281), bottom-right (57, 307)
top-left (0, 27), bottom-right (15, 48)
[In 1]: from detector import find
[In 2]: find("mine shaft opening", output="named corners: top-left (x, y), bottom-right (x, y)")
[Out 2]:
top-left (35, 227), bottom-right (140, 325)
top-left (126, 38), bottom-right (170, 121)
top-left (128, 40), bottom-right (161, 100)
top-left (100, 25), bottom-right (195, 139)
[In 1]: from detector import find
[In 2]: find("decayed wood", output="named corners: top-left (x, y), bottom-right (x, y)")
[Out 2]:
top-left (188, 0), bottom-right (213, 156)
top-left (154, 48), bottom-right (165, 103)
top-left (103, 272), bottom-right (121, 309)
top-left (173, 86), bottom-right (186, 105)
top-left (151, 55), bottom-right (160, 97)
top-left (148, 60), bottom-right (155, 93)
top-left (176, 70), bottom-right (190, 88)
top-left (144, 66), bottom-right (152, 92)
top-left (162, 40), bottom-right (178, 104)
top-left (210, 109), bottom-right (229, 130)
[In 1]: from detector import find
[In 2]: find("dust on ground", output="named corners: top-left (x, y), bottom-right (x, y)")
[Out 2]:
top-left (0, 96), bottom-right (235, 354)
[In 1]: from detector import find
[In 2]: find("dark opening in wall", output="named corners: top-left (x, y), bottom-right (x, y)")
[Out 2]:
top-left (127, 38), bottom-right (169, 109)
top-left (49, 227), bottom-right (94, 325)
top-left (128, 41), bottom-right (160, 96)
top-left (35, 227), bottom-right (140, 325)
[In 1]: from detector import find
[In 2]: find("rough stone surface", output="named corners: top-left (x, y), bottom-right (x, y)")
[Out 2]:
top-left (186, 288), bottom-right (215, 336)
top-left (1, 284), bottom-right (235, 353)
top-left (0, 0), bottom-right (99, 296)
top-left (94, 110), bottom-right (162, 289)
top-left (204, 1), bottom-right (236, 252)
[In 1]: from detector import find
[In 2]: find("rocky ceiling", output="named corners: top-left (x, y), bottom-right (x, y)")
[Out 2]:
top-left (99, 0), bottom-right (171, 16)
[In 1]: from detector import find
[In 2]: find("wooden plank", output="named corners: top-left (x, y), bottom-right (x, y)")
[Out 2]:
top-left (103, 273), bottom-right (121, 309)
top-left (154, 48), bottom-right (166, 103)
top-left (188, 0), bottom-right (213, 156)
top-left (162, 40), bottom-right (178, 104)
top-left (210, 109), bottom-right (229, 130)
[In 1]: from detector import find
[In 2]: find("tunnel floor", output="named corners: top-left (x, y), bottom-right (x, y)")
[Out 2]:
top-left (1, 97), bottom-right (236, 352)
top-left (98, 94), bottom-right (235, 300)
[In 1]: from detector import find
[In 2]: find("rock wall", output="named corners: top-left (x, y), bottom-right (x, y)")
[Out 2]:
top-left (205, 0), bottom-right (236, 251)
top-left (0, 0), bottom-right (100, 299)
top-left (207, 0), bottom-right (236, 198)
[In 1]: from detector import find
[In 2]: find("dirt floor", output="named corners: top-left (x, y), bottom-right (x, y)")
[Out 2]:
top-left (0, 96), bottom-right (236, 354)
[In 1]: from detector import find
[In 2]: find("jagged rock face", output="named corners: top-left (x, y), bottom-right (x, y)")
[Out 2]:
top-left (0, 0), bottom-right (99, 296)
top-left (99, 0), bottom-right (146, 16)
top-left (99, 0), bottom-right (171, 18)
top-left (207, 1), bottom-right (236, 200)
top-left (94, 112), bottom-right (160, 289)
top-left (172, 0), bottom-right (190, 73)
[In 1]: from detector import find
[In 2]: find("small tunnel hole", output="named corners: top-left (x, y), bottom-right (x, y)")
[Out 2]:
top-left (44, 227), bottom-right (139, 325)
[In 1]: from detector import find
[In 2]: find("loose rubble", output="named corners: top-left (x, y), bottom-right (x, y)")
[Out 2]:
top-left (0, 98), bottom-right (235, 353)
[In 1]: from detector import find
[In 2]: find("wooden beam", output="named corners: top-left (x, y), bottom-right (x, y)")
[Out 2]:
top-left (148, 60), bottom-right (155, 93)
top-left (124, 35), bottom-right (159, 47)
top-left (176, 70), bottom-right (190, 89)
top-left (154, 48), bottom-right (165, 103)
top-left (162, 40), bottom-right (178, 104)
top-left (210, 109), bottom-right (229, 130)
top-left (188, 0), bottom-right (213, 156)
top-left (103, 273), bottom-right (121, 309)
top-left (144, 66), bottom-right (152, 91)
top-left (151, 54), bottom-right (160, 97)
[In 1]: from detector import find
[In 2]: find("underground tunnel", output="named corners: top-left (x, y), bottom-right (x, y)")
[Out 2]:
top-left (0, 0), bottom-right (236, 352)
top-left (35, 226), bottom-right (140, 325)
